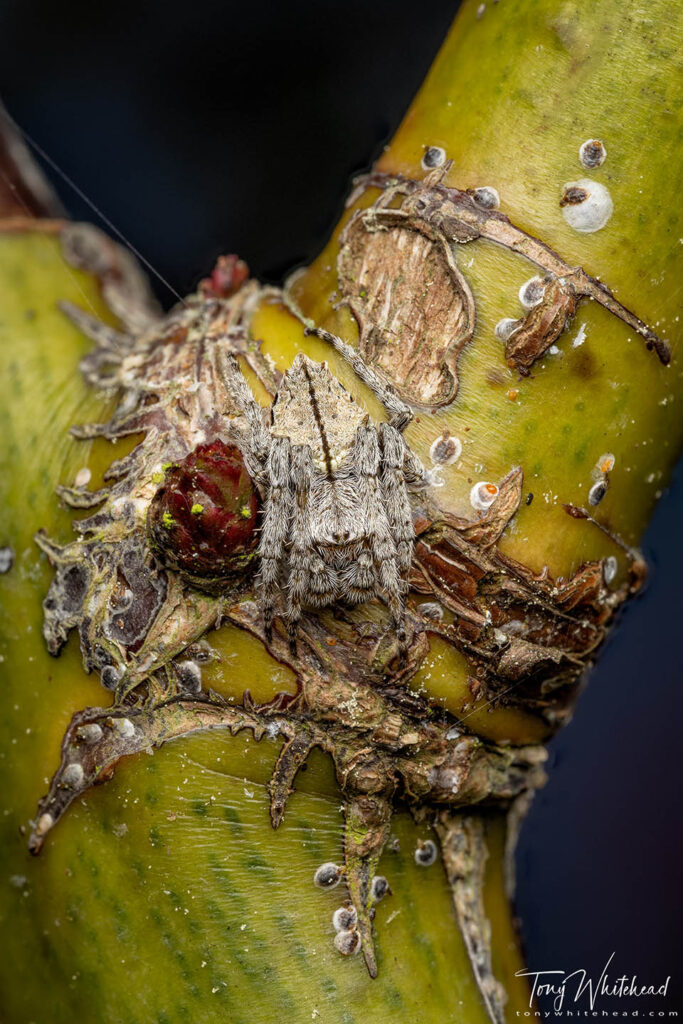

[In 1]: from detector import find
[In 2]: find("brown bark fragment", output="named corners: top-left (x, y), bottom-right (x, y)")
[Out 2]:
top-left (337, 209), bottom-right (475, 407)
top-left (442, 467), bottom-right (524, 547)
top-left (411, 486), bottom-right (628, 720)
top-left (342, 794), bottom-right (393, 978)
top-left (268, 728), bottom-right (317, 828)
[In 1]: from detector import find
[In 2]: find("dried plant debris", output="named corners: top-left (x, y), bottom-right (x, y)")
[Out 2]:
top-left (60, 222), bottom-right (163, 335)
top-left (39, 265), bottom-right (270, 700)
top-left (435, 813), bottom-right (507, 1024)
top-left (348, 162), bottom-right (669, 371)
top-left (27, 212), bottom-right (646, 1021)
top-left (337, 206), bottom-right (475, 407)
top-left (501, 276), bottom-right (578, 372)
top-left (28, 680), bottom-right (547, 984)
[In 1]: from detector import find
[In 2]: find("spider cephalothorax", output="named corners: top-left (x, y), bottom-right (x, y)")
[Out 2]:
top-left (221, 328), bottom-right (426, 653)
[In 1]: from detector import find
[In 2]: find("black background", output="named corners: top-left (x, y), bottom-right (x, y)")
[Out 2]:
top-left (1, 0), bottom-right (681, 1015)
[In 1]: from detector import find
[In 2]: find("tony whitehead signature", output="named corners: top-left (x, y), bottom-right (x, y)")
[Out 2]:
top-left (516, 953), bottom-right (671, 1012)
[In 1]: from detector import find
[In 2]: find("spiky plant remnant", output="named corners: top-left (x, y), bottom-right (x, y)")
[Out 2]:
top-left (147, 439), bottom-right (260, 591)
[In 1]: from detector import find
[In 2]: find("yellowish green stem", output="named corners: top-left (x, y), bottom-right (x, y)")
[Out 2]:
top-left (0, 1), bottom-right (680, 1022)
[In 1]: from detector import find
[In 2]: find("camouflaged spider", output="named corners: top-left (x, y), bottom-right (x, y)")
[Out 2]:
top-left (220, 326), bottom-right (426, 654)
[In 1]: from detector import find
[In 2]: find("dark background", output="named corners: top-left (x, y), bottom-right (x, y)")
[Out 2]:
top-left (1, 0), bottom-right (680, 1014)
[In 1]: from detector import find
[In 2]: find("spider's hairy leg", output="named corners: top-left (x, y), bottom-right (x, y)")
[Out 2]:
top-left (378, 423), bottom-right (417, 575)
top-left (257, 437), bottom-right (293, 643)
top-left (355, 423), bottom-right (407, 655)
top-left (303, 477), bottom-right (343, 610)
top-left (402, 438), bottom-right (427, 488)
top-left (339, 545), bottom-right (375, 605)
top-left (216, 347), bottom-right (271, 477)
top-left (304, 326), bottom-right (413, 432)
top-left (60, 300), bottom-right (133, 353)
top-left (285, 444), bottom-right (313, 655)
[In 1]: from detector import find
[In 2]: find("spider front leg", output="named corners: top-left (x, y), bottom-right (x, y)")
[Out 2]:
top-left (216, 347), bottom-right (271, 480)
top-left (304, 325), bottom-right (413, 432)
top-left (378, 423), bottom-right (420, 575)
top-left (285, 444), bottom-right (313, 655)
top-left (257, 437), bottom-right (293, 643)
top-left (354, 423), bottom-right (408, 656)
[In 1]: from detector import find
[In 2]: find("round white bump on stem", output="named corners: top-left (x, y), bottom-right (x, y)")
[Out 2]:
top-left (114, 717), bottom-right (136, 738)
top-left (518, 276), bottom-right (546, 309)
top-left (560, 178), bottom-right (613, 233)
top-left (73, 467), bottom-right (91, 488)
top-left (470, 481), bottom-right (499, 512)
top-left (35, 813), bottom-right (54, 837)
top-left (414, 838), bottom-right (438, 867)
top-left (333, 928), bottom-right (361, 956)
top-left (472, 186), bottom-right (500, 209)
top-left (420, 601), bottom-right (444, 622)
top-left (62, 763), bottom-right (85, 788)
top-left (176, 659), bottom-right (202, 693)
top-left (579, 139), bottom-right (607, 168)
top-left (603, 556), bottom-right (618, 585)
top-left (371, 876), bottom-right (390, 901)
top-left (332, 905), bottom-right (358, 932)
top-left (588, 480), bottom-right (608, 506)
top-left (595, 452), bottom-right (616, 475)
top-left (422, 146), bottom-right (446, 170)
top-left (76, 722), bottom-right (103, 744)
top-left (495, 317), bottom-right (520, 342)
top-left (100, 665), bottom-right (122, 690)
top-left (429, 431), bottom-right (462, 466)
top-left (313, 862), bottom-right (342, 889)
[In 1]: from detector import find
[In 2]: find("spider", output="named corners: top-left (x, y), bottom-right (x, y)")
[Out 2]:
top-left (220, 326), bottom-right (427, 655)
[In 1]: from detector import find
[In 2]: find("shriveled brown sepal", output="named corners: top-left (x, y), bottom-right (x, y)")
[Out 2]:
top-left (504, 276), bottom-right (578, 372)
